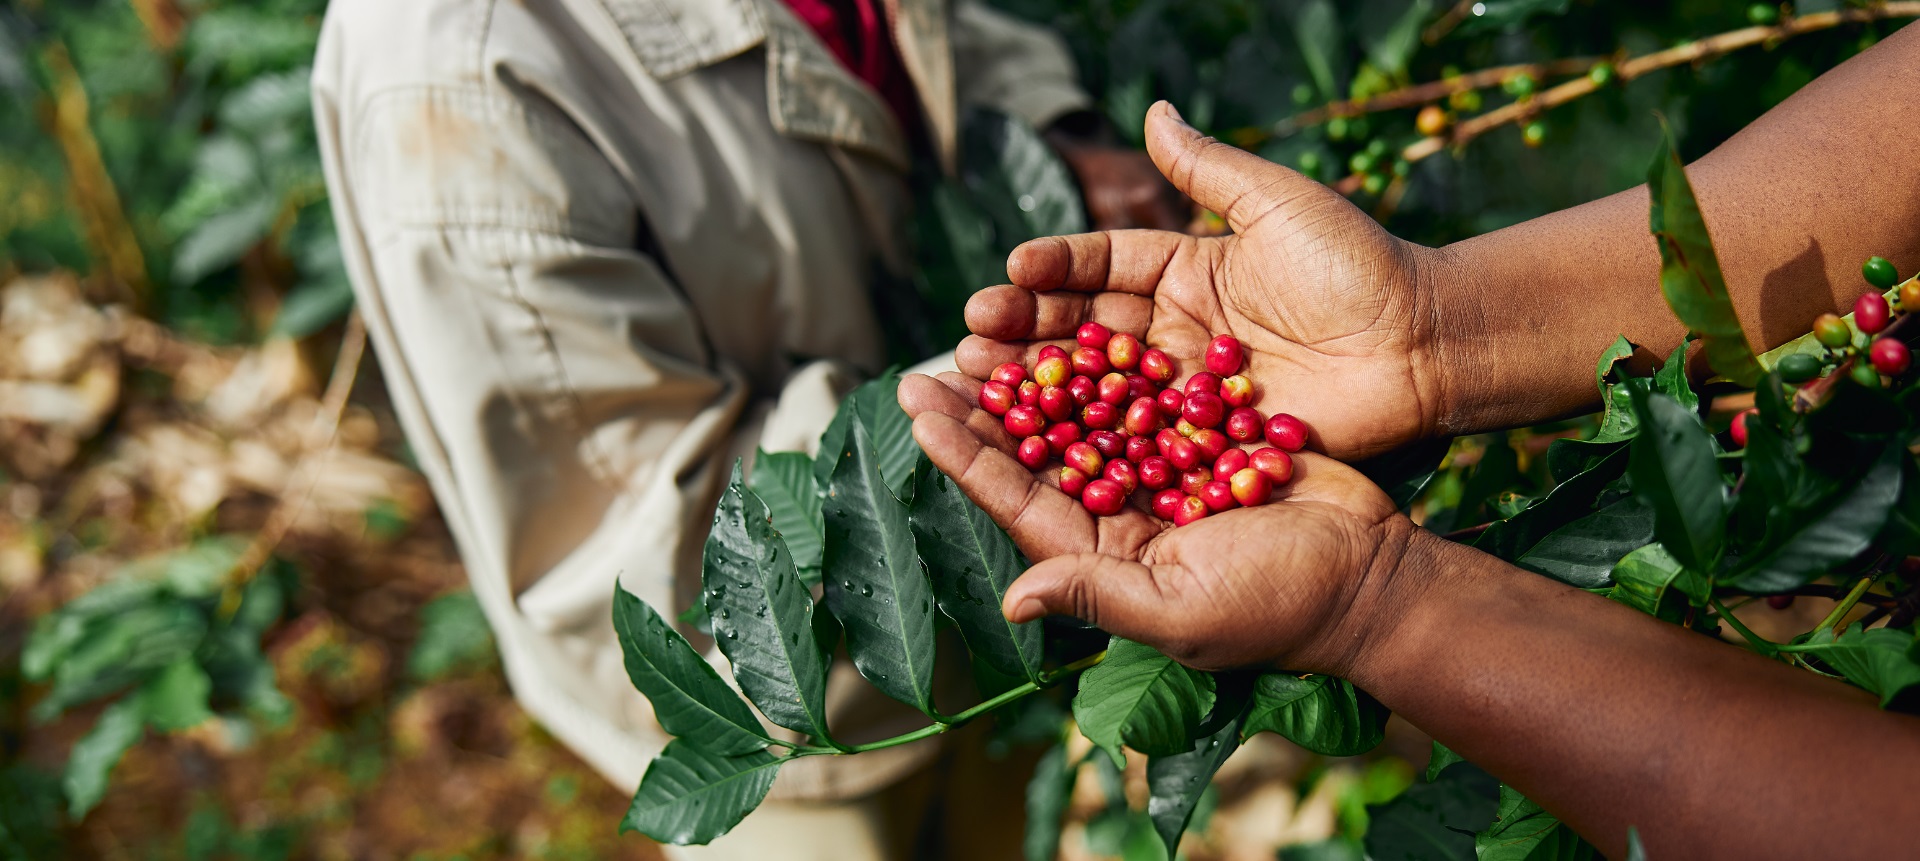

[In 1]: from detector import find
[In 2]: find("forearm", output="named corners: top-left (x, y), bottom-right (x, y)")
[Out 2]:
top-left (1346, 530), bottom-right (1920, 858)
top-left (1433, 20), bottom-right (1920, 434)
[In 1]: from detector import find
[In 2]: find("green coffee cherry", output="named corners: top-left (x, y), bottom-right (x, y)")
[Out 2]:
top-left (1748, 3), bottom-right (1780, 25)
top-left (1505, 73), bottom-right (1538, 98)
top-left (1362, 174), bottom-right (1388, 195)
top-left (1864, 256), bottom-right (1900, 290)
top-left (1366, 138), bottom-right (1390, 158)
top-left (1813, 313), bottom-right (1852, 348)
top-left (1588, 63), bottom-right (1616, 87)
top-left (1850, 359), bottom-right (1882, 389)
top-left (1522, 121), bottom-right (1548, 147)
top-left (1391, 159), bottom-right (1411, 178)
top-left (1327, 117), bottom-right (1349, 141)
top-left (1349, 116), bottom-right (1372, 140)
top-left (1450, 89), bottom-right (1484, 113)
top-left (1292, 83), bottom-right (1316, 106)
top-left (1299, 151), bottom-right (1323, 176)
top-left (1349, 151), bottom-right (1378, 174)
top-left (1777, 353), bottom-right (1823, 383)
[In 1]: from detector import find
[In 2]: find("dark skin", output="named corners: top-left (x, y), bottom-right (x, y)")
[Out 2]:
top-left (902, 22), bottom-right (1920, 860)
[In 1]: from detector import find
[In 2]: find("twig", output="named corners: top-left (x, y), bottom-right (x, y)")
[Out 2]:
top-left (1421, 0), bottom-right (1478, 45)
top-left (215, 313), bottom-right (367, 617)
top-left (1270, 56), bottom-right (1601, 137)
top-left (42, 41), bottom-right (149, 306)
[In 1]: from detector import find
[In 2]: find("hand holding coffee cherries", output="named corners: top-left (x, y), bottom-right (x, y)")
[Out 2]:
top-left (957, 100), bottom-right (1454, 460)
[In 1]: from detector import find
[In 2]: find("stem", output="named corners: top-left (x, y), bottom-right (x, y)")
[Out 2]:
top-left (1710, 596), bottom-right (1780, 658)
top-left (1813, 575), bottom-right (1876, 635)
top-left (785, 650), bottom-right (1109, 758)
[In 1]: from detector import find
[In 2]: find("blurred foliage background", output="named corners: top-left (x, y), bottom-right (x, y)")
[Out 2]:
top-left (0, 0), bottom-right (1908, 858)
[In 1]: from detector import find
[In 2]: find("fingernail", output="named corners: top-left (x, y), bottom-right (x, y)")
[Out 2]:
top-left (1007, 597), bottom-right (1047, 622)
top-left (1161, 101), bottom-right (1189, 128)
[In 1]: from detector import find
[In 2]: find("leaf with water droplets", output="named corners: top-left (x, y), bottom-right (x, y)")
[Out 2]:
top-left (613, 587), bottom-right (770, 756)
top-left (824, 422), bottom-right (940, 716)
top-left (1147, 687), bottom-right (1249, 857)
top-left (750, 449), bottom-right (825, 585)
top-left (1074, 637), bottom-right (1216, 765)
top-left (703, 462), bottom-right (835, 742)
top-left (621, 741), bottom-right (784, 845)
top-left (910, 454), bottom-right (1044, 683)
top-left (1243, 672), bottom-right (1388, 756)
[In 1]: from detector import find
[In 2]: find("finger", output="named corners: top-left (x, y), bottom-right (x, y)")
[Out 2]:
top-left (964, 285), bottom-right (1156, 342)
top-left (1144, 100), bottom-right (1339, 234)
top-left (911, 411), bottom-right (1098, 559)
top-left (1006, 230), bottom-right (1187, 295)
top-left (1002, 554), bottom-right (1183, 651)
top-left (897, 373), bottom-right (1016, 451)
top-left (955, 335), bottom-right (1074, 381)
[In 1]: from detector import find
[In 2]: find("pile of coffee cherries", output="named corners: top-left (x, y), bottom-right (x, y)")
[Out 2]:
top-left (977, 324), bottom-right (1308, 525)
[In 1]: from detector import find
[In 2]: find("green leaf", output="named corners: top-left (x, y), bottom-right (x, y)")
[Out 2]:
top-left (1242, 673), bottom-right (1388, 756)
top-left (823, 422), bottom-right (939, 715)
top-left (270, 275), bottom-right (355, 339)
top-left (1291, 0), bottom-right (1345, 100)
top-left (171, 196), bottom-right (277, 286)
top-left (1476, 447), bottom-right (1636, 587)
top-left (1474, 785), bottom-right (1599, 860)
top-left (1722, 444), bottom-right (1902, 592)
top-left (705, 465), bottom-right (836, 739)
top-left (38, 601), bottom-right (206, 720)
top-left (909, 458), bottom-right (1044, 683)
top-left (1355, 437), bottom-right (1452, 511)
top-left (1606, 544), bottom-right (1706, 621)
top-left (1074, 638), bottom-right (1217, 764)
top-left (1625, 827), bottom-right (1648, 861)
top-left (1358, 0), bottom-right (1434, 77)
top-left (960, 109), bottom-right (1087, 241)
top-left (1146, 701), bottom-right (1246, 856)
top-left (620, 742), bottom-right (784, 846)
top-left (138, 659), bottom-right (212, 732)
top-left (1453, 0), bottom-right (1570, 35)
top-left (1647, 125), bottom-right (1760, 386)
top-left (1364, 764), bottom-right (1498, 861)
top-left (1878, 455), bottom-right (1920, 557)
top-left (1794, 625), bottom-right (1920, 707)
top-left (1024, 743), bottom-right (1076, 861)
top-left (749, 449), bottom-right (825, 583)
top-left (1652, 339), bottom-right (1698, 411)
top-left (612, 588), bottom-right (770, 757)
top-left (1627, 389), bottom-right (1726, 572)
top-left (63, 697), bottom-right (145, 819)
top-left (1426, 741), bottom-right (1465, 782)
top-left (407, 590), bottom-right (496, 681)
top-left (813, 396), bottom-right (854, 489)
top-left (853, 376), bottom-right (919, 501)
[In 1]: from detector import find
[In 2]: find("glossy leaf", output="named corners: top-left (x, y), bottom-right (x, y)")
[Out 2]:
top-left (961, 108), bottom-right (1087, 242)
top-left (1627, 388), bottom-right (1726, 572)
top-left (1648, 126), bottom-right (1760, 386)
top-left (910, 458), bottom-right (1044, 683)
top-left (1242, 673), bottom-right (1388, 756)
top-left (1477, 446), bottom-right (1634, 586)
top-left (1024, 743), bottom-right (1076, 861)
top-left (139, 659), bottom-right (212, 732)
top-left (1877, 454), bottom-right (1920, 557)
top-left (1358, 0), bottom-right (1433, 76)
top-left (1074, 638), bottom-right (1217, 764)
top-left (1474, 785), bottom-right (1599, 860)
top-left (1606, 543), bottom-right (1706, 622)
top-left (63, 697), bottom-right (144, 819)
top-left (620, 742), bottom-right (784, 846)
top-left (824, 422), bottom-right (940, 716)
top-left (1356, 437), bottom-right (1452, 510)
top-left (1426, 741), bottom-right (1465, 782)
top-left (613, 587), bottom-right (770, 757)
top-left (1290, 0), bottom-right (1344, 100)
top-left (1364, 764), bottom-right (1498, 861)
top-left (1147, 701), bottom-right (1246, 856)
top-left (1722, 444), bottom-right (1902, 592)
top-left (703, 465), bottom-right (834, 740)
top-left (750, 449), bottom-right (825, 583)
top-left (1794, 625), bottom-right (1920, 707)
top-left (1626, 828), bottom-right (1648, 861)
top-left (853, 375), bottom-right (920, 501)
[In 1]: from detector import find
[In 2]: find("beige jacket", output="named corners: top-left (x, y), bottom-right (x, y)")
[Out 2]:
top-left (312, 0), bottom-right (1087, 802)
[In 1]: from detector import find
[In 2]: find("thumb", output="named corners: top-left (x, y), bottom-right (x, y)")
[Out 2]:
top-left (1003, 553), bottom-right (1177, 645)
top-left (1144, 100), bottom-right (1334, 233)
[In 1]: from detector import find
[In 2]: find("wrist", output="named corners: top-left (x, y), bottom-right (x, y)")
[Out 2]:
top-left (1414, 240), bottom-right (1500, 439)
top-left (1320, 525), bottom-right (1475, 688)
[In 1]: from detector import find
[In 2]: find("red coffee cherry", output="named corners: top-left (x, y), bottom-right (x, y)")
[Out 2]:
top-left (991, 362), bottom-right (1027, 388)
top-left (1017, 380), bottom-right (1041, 407)
top-left (1082, 401), bottom-right (1119, 430)
top-left (1108, 333), bottom-right (1142, 371)
top-left (1068, 375), bottom-right (1098, 406)
top-left (1152, 488), bottom-right (1184, 520)
top-left (1184, 372), bottom-right (1222, 397)
top-left (1034, 355), bottom-right (1070, 387)
top-left (1729, 408), bottom-right (1758, 449)
top-left (1213, 448), bottom-right (1250, 483)
top-left (1038, 385), bottom-right (1073, 422)
top-left (1058, 466), bottom-right (1090, 497)
top-left (1088, 429), bottom-right (1127, 459)
top-left (1139, 456), bottom-right (1175, 490)
top-left (1871, 337), bottom-right (1911, 376)
top-left (1125, 435), bottom-right (1156, 463)
top-left (1264, 413), bottom-right (1309, 452)
top-left (1190, 429), bottom-right (1231, 464)
top-left (1219, 375), bottom-right (1254, 408)
top-left (1154, 428), bottom-right (1183, 453)
top-left (1183, 392), bottom-right (1227, 428)
top-left (1103, 459), bottom-right (1139, 494)
top-left (1157, 388), bottom-right (1186, 418)
top-left (1076, 321), bottom-right (1112, 349)
top-left (1125, 374), bottom-right (1156, 402)
top-left (979, 380), bottom-right (1016, 416)
top-left (1043, 422), bottom-right (1081, 456)
top-left (1005, 405), bottom-right (1045, 437)
top-left (1205, 335), bottom-right (1245, 376)
top-left (1164, 436), bottom-right (1201, 471)
top-left (1249, 447), bottom-right (1294, 484)
top-left (1229, 468), bottom-right (1273, 507)
top-left (1064, 441), bottom-right (1104, 477)
top-left (1125, 397), bottom-right (1163, 436)
top-left (1224, 407), bottom-right (1264, 443)
top-left (1097, 373), bottom-right (1130, 405)
top-left (1037, 344), bottom-right (1070, 362)
top-left (1139, 348), bottom-right (1176, 383)
top-left (1855, 292), bottom-right (1891, 335)
top-left (1175, 417), bottom-right (1201, 438)
top-left (1179, 468), bottom-right (1212, 497)
top-left (1016, 436), bottom-right (1049, 470)
top-left (1173, 495), bottom-right (1210, 526)
top-left (1071, 348), bottom-right (1112, 378)
top-left (1082, 479), bottom-right (1128, 516)
top-left (1199, 480), bottom-right (1238, 512)
top-left (1766, 594), bottom-right (1795, 610)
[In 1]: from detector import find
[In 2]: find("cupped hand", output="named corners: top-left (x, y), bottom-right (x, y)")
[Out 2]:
top-left (961, 101), bottom-right (1459, 460)
top-left (898, 372), bottom-right (1415, 675)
